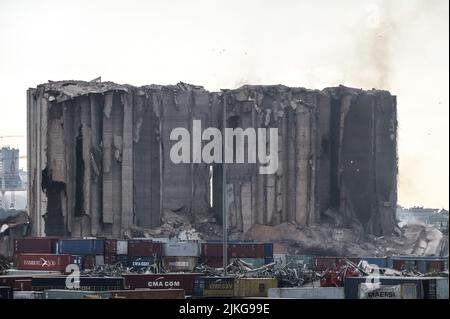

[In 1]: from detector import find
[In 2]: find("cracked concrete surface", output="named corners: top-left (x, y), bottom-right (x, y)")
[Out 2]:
top-left (27, 81), bottom-right (398, 239)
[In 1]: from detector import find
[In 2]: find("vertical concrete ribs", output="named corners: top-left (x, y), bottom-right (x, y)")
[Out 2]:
top-left (27, 81), bottom-right (397, 238)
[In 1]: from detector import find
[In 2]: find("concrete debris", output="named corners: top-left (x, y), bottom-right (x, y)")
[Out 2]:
top-left (27, 80), bottom-right (397, 239)
top-left (0, 208), bottom-right (29, 234)
top-left (244, 222), bottom-right (448, 257)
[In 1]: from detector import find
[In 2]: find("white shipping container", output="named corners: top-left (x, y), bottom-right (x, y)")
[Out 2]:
top-left (116, 240), bottom-right (128, 255)
top-left (163, 242), bottom-right (201, 257)
top-left (268, 287), bottom-right (345, 299)
top-left (13, 291), bottom-right (44, 299)
top-left (358, 283), bottom-right (417, 299)
top-left (95, 255), bottom-right (105, 266)
top-left (162, 256), bottom-right (198, 272)
top-left (436, 278), bottom-right (449, 299)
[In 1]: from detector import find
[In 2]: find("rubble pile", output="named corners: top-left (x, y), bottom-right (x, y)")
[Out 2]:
top-left (124, 209), bottom-right (448, 257)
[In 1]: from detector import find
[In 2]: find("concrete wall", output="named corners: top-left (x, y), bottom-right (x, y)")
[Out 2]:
top-left (27, 81), bottom-right (397, 237)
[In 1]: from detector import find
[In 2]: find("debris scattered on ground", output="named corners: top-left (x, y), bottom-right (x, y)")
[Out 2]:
top-left (125, 209), bottom-right (448, 257)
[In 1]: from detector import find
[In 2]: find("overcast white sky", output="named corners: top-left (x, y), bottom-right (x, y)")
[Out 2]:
top-left (0, 0), bottom-right (448, 209)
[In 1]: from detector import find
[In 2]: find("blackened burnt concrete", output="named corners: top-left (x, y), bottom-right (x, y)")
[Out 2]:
top-left (27, 81), bottom-right (397, 238)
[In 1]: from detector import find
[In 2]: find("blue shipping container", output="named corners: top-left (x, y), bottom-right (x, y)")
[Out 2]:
top-left (264, 243), bottom-right (274, 258)
top-left (56, 239), bottom-right (104, 255)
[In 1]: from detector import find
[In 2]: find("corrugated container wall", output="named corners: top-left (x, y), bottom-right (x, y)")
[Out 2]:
top-left (56, 239), bottom-right (104, 255)
top-left (268, 287), bottom-right (345, 299)
top-left (163, 242), bottom-right (201, 257)
top-left (16, 254), bottom-right (70, 272)
top-left (162, 256), bottom-right (198, 272)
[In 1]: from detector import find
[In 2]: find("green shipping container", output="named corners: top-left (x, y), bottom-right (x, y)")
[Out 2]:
top-left (44, 289), bottom-right (112, 299)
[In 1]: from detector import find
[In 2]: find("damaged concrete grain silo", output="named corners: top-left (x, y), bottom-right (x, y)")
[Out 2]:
top-left (27, 81), bottom-right (397, 238)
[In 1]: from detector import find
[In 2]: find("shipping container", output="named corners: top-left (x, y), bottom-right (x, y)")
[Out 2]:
top-left (128, 241), bottom-right (162, 257)
top-left (201, 243), bottom-right (265, 259)
top-left (109, 289), bottom-right (185, 299)
top-left (343, 276), bottom-right (448, 299)
top-left (104, 239), bottom-right (117, 254)
top-left (162, 256), bottom-right (198, 272)
top-left (95, 255), bottom-right (105, 266)
top-left (123, 273), bottom-right (202, 295)
top-left (388, 256), bottom-right (447, 273)
top-left (16, 254), bottom-right (70, 272)
top-left (13, 291), bottom-right (44, 299)
top-left (56, 239), bottom-right (104, 255)
top-left (264, 243), bottom-right (274, 258)
top-left (359, 257), bottom-right (387, 268)
top-left (44, 289), bottom-right (112, 299)
top-left (116, 240), bottom-right (128, 255)
top-left (228, 243), bottom-right (265, 258)
top-left (163, 242), bottom-right (201, 257)
top-left (193, 277), bottom-right (235, 297)
top-left (31, 276), bottom-right (124, 291)
top-left (234, 278), bottom-right (277, 297)
top-left (3, 269), bottom-right (61, 276)
top-left (285, 255), bottom-right (315, 269)
top-left (268, 287), bottom-right (345, 299)
top-left (0, 286), bottom-right (13, 299)
top-left (150, 238), bottom-right (173, 243)
top-left (358, 283), bottom-right (417, 299)
top-left (0, 275), bottom-right (32, 289)
top-left (421, 277), bottom-right (449, 299)
top-left (201, 243), bottom-right (224, 258)
top-left (14, 238), bottom-right (57, 254)
top-left (14, 279), bottom-right (32, 291)
top-left (314, 257), bottom-right (360, 271)
top-left (129, 256), bottom-right (156, 269)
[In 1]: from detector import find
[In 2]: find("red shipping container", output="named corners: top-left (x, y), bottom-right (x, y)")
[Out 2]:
top-left (201, 243), bottom-right (224, 258)
top-left (16, 254), bottom-right (70, 272)
top-left (14, 279), bottom-right (32, 291)
top-left (127, 241), bottom-right (162, 257)
top-left (202, 243), bottom-right (265, 259)
top-left (123, 273), bottom-right (202, 295)
top-left (109, 289), bottom-right (185, 299)
top-left (104, 239), bottom-right (117, 254)
top-left (14, 238), bottom-right (58, 254)
top-left (201, 256), bottom-right (225, 268)
top-left (229, 244), bottom-right (265, 258)
top-left (314, 256), bottom-right (340, 271)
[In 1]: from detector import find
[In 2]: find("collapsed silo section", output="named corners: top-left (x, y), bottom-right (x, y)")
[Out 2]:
top-left (158, 83), bottom-right (212, 218)
top-left (318, 87), bottom-right (398, 235)
top-left (214, 86), bottom-right (318, 233)
top-left (27, 81), bottom-right (162, 237)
